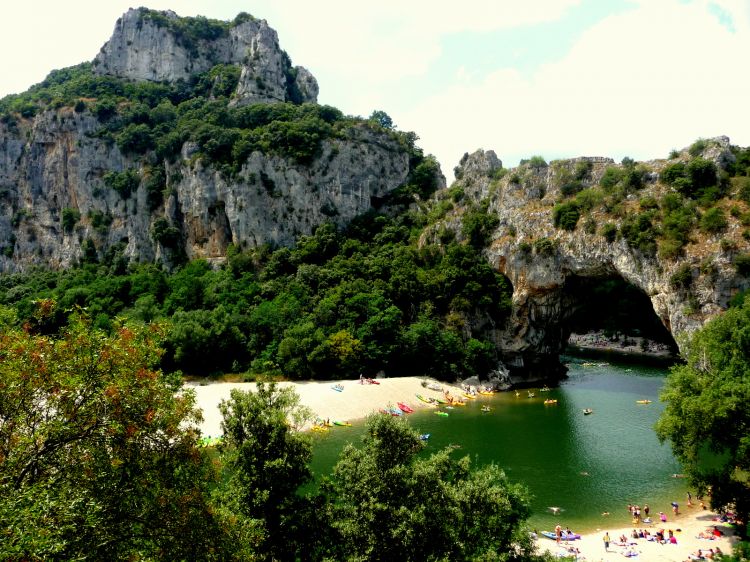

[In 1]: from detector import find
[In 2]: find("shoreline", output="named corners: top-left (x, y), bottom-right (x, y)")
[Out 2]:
top-left (534, 507), bottom-right (739, 561)
top-left (186, 376), bottom-right (466, 434)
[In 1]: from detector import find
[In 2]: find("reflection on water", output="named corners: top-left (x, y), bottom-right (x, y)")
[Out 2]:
top-left (309, 358), bottom-right (687, 533)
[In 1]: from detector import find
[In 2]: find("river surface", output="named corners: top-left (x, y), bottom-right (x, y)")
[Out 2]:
top-left (309, 357), bottom-right (689, 534)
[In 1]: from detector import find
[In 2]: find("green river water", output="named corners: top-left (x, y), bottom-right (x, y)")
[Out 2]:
top-left (309, 357), bottom-right (689, 534)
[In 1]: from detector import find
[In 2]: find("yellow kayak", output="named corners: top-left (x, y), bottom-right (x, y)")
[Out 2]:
top-left (462, 393), bottom-right (477, 400)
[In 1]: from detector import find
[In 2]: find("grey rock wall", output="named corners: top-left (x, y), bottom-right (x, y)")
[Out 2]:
top-left (93, 8), bottom-right (317, 105)
top-left (0, 109), bottom-right (409, 272)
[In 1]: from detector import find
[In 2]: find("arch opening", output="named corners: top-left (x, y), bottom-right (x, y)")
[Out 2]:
top-left (561, 274), bottom-right (678, 363)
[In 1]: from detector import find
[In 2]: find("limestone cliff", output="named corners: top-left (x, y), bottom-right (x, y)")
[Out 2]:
top-left (0, 10), bottom-right (415, 273)
top-left (93, 8), bottom-right (317, 105)
top-left (445, 138), bottom-right (750, 382)
top-left (0, 110), bottom-right (410, 271)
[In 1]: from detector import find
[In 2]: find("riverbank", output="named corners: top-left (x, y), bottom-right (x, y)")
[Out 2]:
top-left (534, 507), bottom-right (739, 561)
top-left (186, 376), bottom-right (466, 434)
top-left (567, 331), bottom-right (677, 366)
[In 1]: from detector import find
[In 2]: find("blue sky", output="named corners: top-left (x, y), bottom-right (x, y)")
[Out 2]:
top-left (2, 0), bottom-right (749, 180)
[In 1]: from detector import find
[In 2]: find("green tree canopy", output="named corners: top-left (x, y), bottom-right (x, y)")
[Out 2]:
top-left (656, 297), bottom-right (750, 532)
top-left (0, 307), bottom-right (222, 560)
top-left (322, 414), bottom-right (541, 561)
top-left (216, 383), bottom-right (315, 560)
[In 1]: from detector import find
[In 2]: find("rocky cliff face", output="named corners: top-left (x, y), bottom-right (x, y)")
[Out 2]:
top-left (0, 10), bottom-right (414, 273)
top-left (93, 8), bottom-right (317, 105)
top-left (448, 139), bottom-right (750, 382)
top-left (0, 111), bottom-right (409, 271)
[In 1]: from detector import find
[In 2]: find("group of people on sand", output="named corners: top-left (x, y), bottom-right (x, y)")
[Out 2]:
top-left (627, 503), bottom-right (651, 524)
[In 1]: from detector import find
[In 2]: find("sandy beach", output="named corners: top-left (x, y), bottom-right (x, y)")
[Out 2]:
top-left (534, 508), bottom-right (739, 561)
top-left (186, 376), bottom-right (466, 435)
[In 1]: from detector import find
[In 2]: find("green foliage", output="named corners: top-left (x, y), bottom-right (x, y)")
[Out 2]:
top-left (656, 297), bottom-right (750, 527)
top-left (522, 155), bottom-right (547, 168)
top-left (217, 383), bottom-right (314, 559)
top-left (669, 263), bottom-right (693, 290)
top-left (323, 414), bottom-right (537, 561)
top-left (368, 109), bottom-right (394, 130)
top-left (688, 138), bottom-right (708, 157)
top-left (700, 206), bottom-right (728, 234)
top-left (533, 237), bottom-right (556, 257)
top-left (150, 217), bottom-right (181, 247)
top-left (462, 206), bottom-right (500, 248)
top-left (103, 168), bottom-right (140, 198)
top-left (0, 311), bottom-right (222, 560)
top-left (139, 8), bottom-right (230, 55)
top-left (601, 222), bottom-right (618, 243)
top-left (61, 207), bottom-right (80, 233)
top-left (662, 158), bottom-right (720, 201)
top-left (620, 211), bottom-right (658, 256)
top-left (600, 166), bottom-right (625, 191)
top-left (553, 201), bottom-right (580, 230)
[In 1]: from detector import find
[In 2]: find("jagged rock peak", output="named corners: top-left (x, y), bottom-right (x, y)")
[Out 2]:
top-left (454, 149), bottom-right (502, 181)
top-left (92, 7), bottom-right (318, 105)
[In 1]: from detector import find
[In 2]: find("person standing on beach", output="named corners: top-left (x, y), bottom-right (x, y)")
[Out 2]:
top-left (555, 524), bottom-right (562, 544)
top-left (687, 491), bottom-right (693, 506)
top-left (603, 531), bottom-right (610, 551)
top-left (644, 503), bottom-right (650, 517)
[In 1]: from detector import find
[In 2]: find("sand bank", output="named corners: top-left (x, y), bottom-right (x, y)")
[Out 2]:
top-left (185, 376), bottom-right (466, 435)
top-left (535, 507), bottom-right (739, 561)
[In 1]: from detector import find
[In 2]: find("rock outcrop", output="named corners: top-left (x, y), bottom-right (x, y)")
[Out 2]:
top-left (448, 138), bottom-right (750, 382)
top-left (93, 8), bottom-right (317, 105)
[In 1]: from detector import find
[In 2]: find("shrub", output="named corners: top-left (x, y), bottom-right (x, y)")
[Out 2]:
top-left (103, 169), bottom-right (140, 199)
top-left (150, 218), bottom-right (181, 247)
top-left (574, 160), bottom-right (593, 181)
top-left (658, 239), bottom-right (684, 260)
top-left (524, 155), bottom-right (547, 168)
top-left (116, 123), bottom-right (154, 154)
top-left (601, 223), bottom-right (617, 243)
top-left (670, 264), bottom-right (693, 290)
top-left (61, 208), bottom-right (80, 233)
top-left (720, 238), bottom-right (737, 253)
top-left (661, 162), bottom-right (687, 186)
top-left (552, 202), bottom-right (580, 231)
top-left (639, 196), bottom-right (659, 210)
top-left (599, 167), bottom-right (624, 191)
top-left (533, 237), bottom-right (556, 257)
top-left (88, 209), bottom-right (113, 234)
top-left (620, 211), bottom-right (658, 256)
top-left (688, 138), bottom-right (708, 157)
top-left (700, 207), bottom-right (727, 234)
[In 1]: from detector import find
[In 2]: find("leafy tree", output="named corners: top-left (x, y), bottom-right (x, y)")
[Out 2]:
top-left (368, 109), bottom-right (394, 130)
top-left (0, 310), bottom-right (223, 560)
top-left (322, 414), bottom-right (541, 561)
top-left (656, 297), bottom-right (750, 533)
top-left (216, 383), bottom-right (315, 560)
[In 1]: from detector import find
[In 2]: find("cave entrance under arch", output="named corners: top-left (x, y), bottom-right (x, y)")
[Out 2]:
top-left (561, 274), bottom-right (678, 363)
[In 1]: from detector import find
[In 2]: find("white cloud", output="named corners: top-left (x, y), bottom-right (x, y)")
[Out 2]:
top-left (404, 0), bottom-right (750, 178)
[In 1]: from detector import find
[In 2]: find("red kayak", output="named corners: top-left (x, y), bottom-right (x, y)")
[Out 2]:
top-left (397, 402), bottom-right (414, 413)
